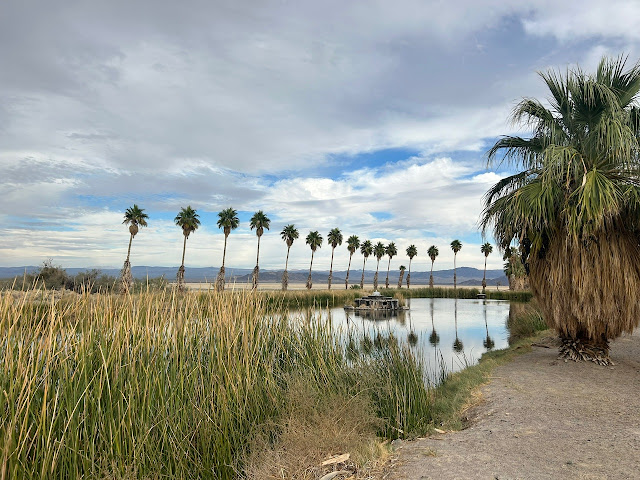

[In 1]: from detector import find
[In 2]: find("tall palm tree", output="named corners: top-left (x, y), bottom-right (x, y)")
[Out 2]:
top-left (480, 242), bottom-right (493, 294)
top-left (482, 55), bottom-right (640, 364)
top-left (305, 231), bottom-right (323, 289)
top-left (174, 206), bottom-right (200, 292)
top-left (405, 245), bottom-right (417, 289)
top-left (450, 240), bottom-right (462, 289)
top-left (280, 224), bottom-right (299, 291)
top-left (120, 204), bottom-right (148, 293)
top-left (344, 235), bottom-right (360, 289)
top-left (427, 245), bottom-right (439, 288)
top-left (215, 207), bottom-right (239, 291)
top-left (360, 240), bottom-right (373, 288)
top-left (249, 211), bottom-right (270, 290)
top-left (327, 227), bottom-right (343, 290)
top-left (373, 242), bottom-right (386, 291)
top-left (384, 242), bottom-right (397, 288)
top-left (397, 265), bottom-right (406, 288)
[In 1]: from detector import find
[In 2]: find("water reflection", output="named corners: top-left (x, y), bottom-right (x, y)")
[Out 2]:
top-left (483, 302), bottom-right (495, 350)
top-left (428, 298), bottom-right (440, 348)
top-left (293, 297), bottom-right (511, 378)
top-left (452, 299), bottom-right (464, 353)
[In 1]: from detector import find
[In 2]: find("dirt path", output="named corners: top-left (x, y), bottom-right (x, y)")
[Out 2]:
top-left (389, 332), bottom-right (640, 479)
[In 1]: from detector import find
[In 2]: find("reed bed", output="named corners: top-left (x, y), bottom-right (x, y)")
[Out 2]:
top-left (0, 289), bottom-right (431, 479)
top-left (378, 287), bottom-right (533, 301)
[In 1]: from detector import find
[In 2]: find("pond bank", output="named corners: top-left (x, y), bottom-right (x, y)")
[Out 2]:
top-left (388, 331), bottom-right (640, 479)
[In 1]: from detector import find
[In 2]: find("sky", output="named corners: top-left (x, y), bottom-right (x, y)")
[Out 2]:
top-left (2, 0), bottom-right (640, 273)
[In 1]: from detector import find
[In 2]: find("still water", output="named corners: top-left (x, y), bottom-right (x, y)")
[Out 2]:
top-left (293, 298), bottom-right (511, 381)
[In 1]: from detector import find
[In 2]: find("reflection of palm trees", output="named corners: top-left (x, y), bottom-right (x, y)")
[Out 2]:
top-left (407, 309), bottom-right (418, 347)
top-left (453, 298), bottom-right (464, 353)
top-left (428, 298), bottom-right (440, 347)
top-left (483, 300), bottom-right (495, 349)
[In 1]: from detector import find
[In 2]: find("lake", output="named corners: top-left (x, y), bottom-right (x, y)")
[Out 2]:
top-left (292, 297), bottom-right (512, 382)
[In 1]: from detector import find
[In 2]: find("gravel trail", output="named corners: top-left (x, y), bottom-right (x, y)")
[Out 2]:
top-left (389, 332), bottom-right (640, 479)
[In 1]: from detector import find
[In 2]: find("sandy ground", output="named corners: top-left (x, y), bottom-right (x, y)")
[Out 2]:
top-left (388, 332), bottom-right (640, 480)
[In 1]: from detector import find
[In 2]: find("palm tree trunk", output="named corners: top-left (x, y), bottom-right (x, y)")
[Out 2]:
top-left (216, 233), bottom-right (229, 292)
top-left (385, 258), bottom-right (391, 288)
top-left (126, 234), bottom-right (134, 263)
top-left (328, 248), bottom-right (335, 290)
top-left (361, 258), bottom-right (366, 288)
top-left (374, 260), bottom-right (380, 290)
top-left (345, 253), bottom-right (353, 289)
top-left (181, 234), bottom-right (187, 268)
top-left (482, 256), bottom-right (487, 293)
top-left (282, 245), bottom-right (291, 291)
top-left (429, 260), bottom-right (434, 288)
top-left (306, 250), bottom-right (315, 289)
top-left (252, 235), bottom-right (261, 290)
top-left (177, 234), bottom-right (187, 292)
top-left (453, 254), bottom-right (457, 289)
top-left (407, 258), bottom-right (412, 289)
top-left (222, 234), bottom-right (228, 268)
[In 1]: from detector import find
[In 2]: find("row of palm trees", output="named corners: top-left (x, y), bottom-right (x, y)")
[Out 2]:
top-left (120, 204), bottom-right (497, 293)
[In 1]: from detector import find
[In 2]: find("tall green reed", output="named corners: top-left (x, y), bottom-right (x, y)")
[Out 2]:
top-left (0, 289), bottom-right (431, 479)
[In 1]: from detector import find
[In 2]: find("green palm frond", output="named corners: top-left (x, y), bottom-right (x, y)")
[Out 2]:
top-left (360, 240), bottom-right (373, 257)
top-left (327, 228), bottom-right (343, 248)
top-left (385, 242), bottom-right (397, 259)
top-left (217, 208), bottom-right (239, 233)
top-left (281, 224), bottom-right (299, 245)
top-left (346, 235), bottom-right (360, 253)
top-left (306, 231), bottom-right (323, 251)
top-left (374, 242), bottom-right (386, 260)
top-left (123, 204), bottom-right (149, 227)
top-left (250, 211), bottom-right (271, 236)
top-left (174, 206), bottom-right (200, 238)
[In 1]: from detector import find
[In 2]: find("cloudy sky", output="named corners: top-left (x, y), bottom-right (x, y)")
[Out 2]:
top-left (2, 0), bottom-right (640, 272)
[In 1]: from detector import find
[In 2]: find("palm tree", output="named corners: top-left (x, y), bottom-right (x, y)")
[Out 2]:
top-left (280, 224), bottom-right (299, 291)
top-left (503, 246), bottom-right (518, 290)
top-left (305, 231), bottom-right (323, 289)
top-left (373, 242), bottom-right (385, 290)
top-left (120, 204), bottom-right (148, 293)
top-left (384, 242), bottom-right (397, 288)
top-left (174, 206), bottom-right (200, 292)
top-left (397, 265), bottom-right (406, 288)
top-left (450, 240), bottom-right (462, 289)
top-left (360, 240), bottom-right (373, 288)
top-left (405, 245), bottom-right (417, 289)
top-left (327, 227), bottom-right (343, 290)
top-left (482, 55), bottom-right (640, 364)
top-left (480, 242), bottom-right (493, 294)
top-left (249, 211), bottom-right (270, 290)
top-left (427, 245), bottom-right (439, 288)
top-left (215, 207), bottom-right (239, 291)
top-left (344, 235), bottom-right (360, 289)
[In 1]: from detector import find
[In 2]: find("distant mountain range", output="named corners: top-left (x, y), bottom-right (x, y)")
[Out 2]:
top-left (0, 265), bottom-right (508, 286)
